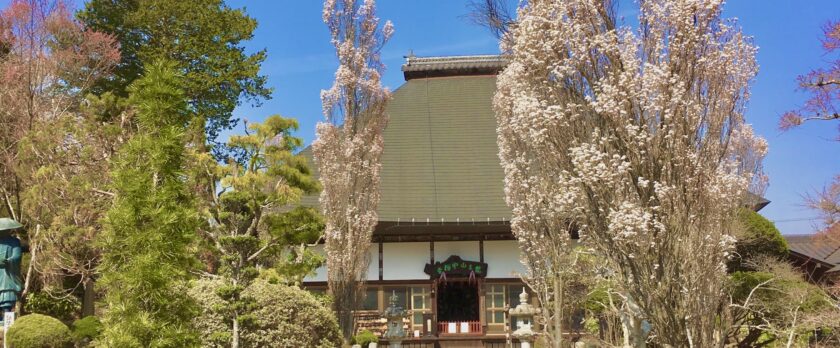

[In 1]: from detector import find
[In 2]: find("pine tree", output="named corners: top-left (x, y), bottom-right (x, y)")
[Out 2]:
top-left (78, 0), bottom-right (270, 147)
top-left (97, 61), bottom-right (199, 348)
top-left (197, 115), bottom-right (323, 348)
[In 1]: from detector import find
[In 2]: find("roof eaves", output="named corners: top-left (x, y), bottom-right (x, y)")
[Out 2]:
top-left (401, 54), bottom-right (508, 80)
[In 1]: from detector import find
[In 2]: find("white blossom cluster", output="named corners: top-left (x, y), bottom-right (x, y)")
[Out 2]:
top-left (495, 0), bottom-right (766, 345)
top-left (312, 0), bottom-right (392, 335)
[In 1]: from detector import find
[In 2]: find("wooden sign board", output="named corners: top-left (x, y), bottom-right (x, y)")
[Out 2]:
top-left (424, 255), bottom-right (488, 279)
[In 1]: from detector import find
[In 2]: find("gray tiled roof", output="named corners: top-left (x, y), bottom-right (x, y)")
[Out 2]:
top-left (301, 73), bottom-right (511, 222)
top-left (402, 55), bottom-right (508, 72)
top-left (785, 234), bottom-right (840, 271)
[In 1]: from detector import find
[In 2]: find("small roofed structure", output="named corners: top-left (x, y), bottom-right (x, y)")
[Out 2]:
top-left (402, 54), bottom-right (507, 80)
top-left (744, 192), bottom-right (771, 212)
top-left (785, 234), bottom-right (840, 284)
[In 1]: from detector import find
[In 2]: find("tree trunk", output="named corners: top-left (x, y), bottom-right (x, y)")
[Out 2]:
top-left (333, 285), bottom-right (356, 344)
top-left (232, 261), bottom-right (241, 348)
top-left (553, 276), bottom-right (563, 348)
top-left (232, 315), bottom-right (240, 348)
top-left (619, 295), bottom-right (646, 348)
top-left (82, 278), bottom-right (96, 317)
top-left (18, 224), bottom-right (39, 314)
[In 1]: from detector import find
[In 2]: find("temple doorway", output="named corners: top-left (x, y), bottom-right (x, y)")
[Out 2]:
top-left (436, 280), bottom-right (479, 322)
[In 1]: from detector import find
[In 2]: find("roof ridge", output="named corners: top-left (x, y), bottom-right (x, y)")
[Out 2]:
top-left (402, 54), bottom-right (508, 80)
top-left (407, 54), bottom-right (504, 60)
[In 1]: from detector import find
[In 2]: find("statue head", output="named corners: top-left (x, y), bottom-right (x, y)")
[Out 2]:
top-left (0, 219), bottom-right (22, 238)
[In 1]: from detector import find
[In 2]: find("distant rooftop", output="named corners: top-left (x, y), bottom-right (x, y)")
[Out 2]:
top-left (745, 192), bottom-right (770, 212)
top-left (402, 54), bottom-right (507, 80)
top-left (786, 234), bottom-right (840, 273)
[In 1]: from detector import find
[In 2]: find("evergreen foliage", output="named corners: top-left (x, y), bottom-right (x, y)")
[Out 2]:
top-left (195, 115), bottom-right (323, 347)
top-left (17, 93), bottom-right (128, 318)
top-left (351, 330), bottom-right (378, 348)
top-left (730, 268), bottom-right (835, 345)
top-left (188, 278), bottom-right (342, 348)
top-left (96, 61), bottom-right (199, 348)
top-left (72, 316), bottom-right (103, 346)
top-left (7, 314), bottom-right (73, 348)
top-left (23, 291), bottom-right (80, 322)
top-left (729, 209), bottom-right (789, 272)
top-left (78, 0), bottom-right (271, 145)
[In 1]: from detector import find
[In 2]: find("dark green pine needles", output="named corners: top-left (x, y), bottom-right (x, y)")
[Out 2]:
top-left (97, 61), bottom-right (200, 348)
top-left (78, 0), bottom-right (270, 149)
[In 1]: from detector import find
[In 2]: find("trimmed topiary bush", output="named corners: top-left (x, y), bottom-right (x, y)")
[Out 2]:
top-left (71, 316), bottom-right (102, 346)
top-left (189, 278), bottom-right (342, 348)
top-left (352, 330), bottom-right (378, 348)
top-left (729, 209), bottom-right (788, 272)
top-left (23, 291), bottom-right (80, 322)
top-left (7, 314), bottom-right (72, 348)
top-left (187, 279), bottom-right (228, 347)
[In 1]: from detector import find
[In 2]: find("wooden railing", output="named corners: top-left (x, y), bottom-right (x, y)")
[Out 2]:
top-left (437, 321), bottom-right (482, 335)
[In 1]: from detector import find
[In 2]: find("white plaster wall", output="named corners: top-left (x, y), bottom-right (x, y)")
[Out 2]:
top-left (306, 244), bottom-right (328, 282)
top-left (434, 241), bottom-right (480, 263)
top-left (367, 245), bottom-right (378, 281)
top-left (304, 240), bottom-right (526, 282)
top-left (382, 242), bottom-right (429, 280)
top-left (304, 244), bottom-right (378, 282)
top-left (484, 240), bottom-right (527, 278)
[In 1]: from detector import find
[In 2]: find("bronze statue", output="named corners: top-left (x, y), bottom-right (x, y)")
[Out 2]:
top-left (0, 219), bottom-right (22, 312)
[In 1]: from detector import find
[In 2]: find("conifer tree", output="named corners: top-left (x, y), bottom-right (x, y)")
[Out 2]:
top-left (78, 0), bottom-right (270, 148)
top-left (97, 61), bottom-right (199, 348)
top-left (196, 115), bottom-right (323, 348)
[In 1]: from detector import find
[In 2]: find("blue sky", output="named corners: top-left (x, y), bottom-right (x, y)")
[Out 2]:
top-left (223, 1), bottom-right (839, 235)
top-left (7, 0), bottom-right (838, 234)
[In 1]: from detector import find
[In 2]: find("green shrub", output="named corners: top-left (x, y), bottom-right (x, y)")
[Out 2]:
top-left (729, 209), bottom-right (788, 272)
top-left (352, 330), bottom-right (378, 348)
top-left (7, 314), bottom-right (72, 348)
top-left (189, 278), bottom-right (342, 348)
top-left (71, 316), bottom-right (102, 346)
top-left (23, 291), bottom-right (80, 322)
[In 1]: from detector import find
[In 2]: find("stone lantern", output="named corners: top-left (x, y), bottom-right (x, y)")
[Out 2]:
top-left (382, 291), bottom-right (409, 348)
top-left (508, 288), bottom-right (540, 348)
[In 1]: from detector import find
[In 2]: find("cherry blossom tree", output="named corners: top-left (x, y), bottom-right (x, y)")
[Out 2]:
top-left (779, 21), bottom-right (840, 131)
top-left (780, 21), bottom-right (840, 239)
top-left (312, 0), bottom-right (393, 341)
top-left (495, 0), bottom-right (764, 346)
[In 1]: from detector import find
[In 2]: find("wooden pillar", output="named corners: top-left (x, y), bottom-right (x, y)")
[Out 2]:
top-left (429, 240), bottom-right (438, 337)
top-left (479, 278), bottom-right (486, 335)
top-left (376, 286), bottom-right (384, 312)
top-left (378, 242), bottom-right (383, 281)
top-left (431, 278), bottom-right (438, 337)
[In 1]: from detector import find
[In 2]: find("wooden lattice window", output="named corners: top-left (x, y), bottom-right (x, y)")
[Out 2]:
top-left (410, 286), bottom-right (431, 333)
top-left (486, 284), bottom-right (507, 325)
